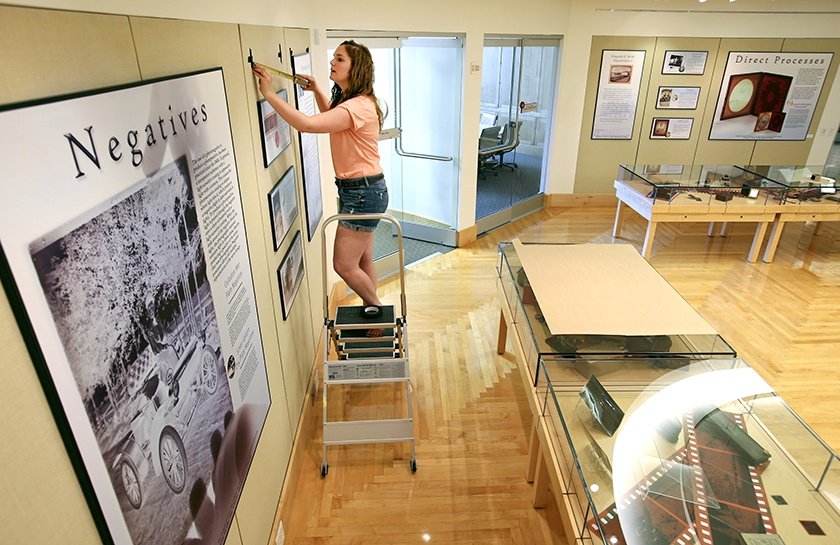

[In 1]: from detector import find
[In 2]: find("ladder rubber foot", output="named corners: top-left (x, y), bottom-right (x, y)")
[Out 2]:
top-left (321, 464), bottom-right (329, 477)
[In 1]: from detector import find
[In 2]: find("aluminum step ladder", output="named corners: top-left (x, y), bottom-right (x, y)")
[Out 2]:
top-left (319, 213), bottom-right (416, 477)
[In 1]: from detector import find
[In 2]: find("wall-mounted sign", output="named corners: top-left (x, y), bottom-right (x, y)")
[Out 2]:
top-left (662, 50), bottom-right (708, 75)
top-left (650, 117), bottom-right (694, 140)
top-left (710, 51), bottom-right (833, 140)
top-left (0, 69), bottom-right (271, 545)
top-left (656, 86), bottom-right (701, 110)
top-left (592, 49), bottom-right (647, 140)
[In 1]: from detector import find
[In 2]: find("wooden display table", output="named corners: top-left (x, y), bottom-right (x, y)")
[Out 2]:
top-left (612, 165), bottom-right (786, 262)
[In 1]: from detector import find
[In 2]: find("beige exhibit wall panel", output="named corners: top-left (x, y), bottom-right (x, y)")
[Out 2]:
top-left (512, 240), bottom-right (715, 336)
top-left (635, 37), bottom-right (722, 166)
top-left (0, 6), bottom-right (139, 544)
top-left (751, 38), bottom-right (840, 165)
top-left (575, 36), bottom-right (657, 194)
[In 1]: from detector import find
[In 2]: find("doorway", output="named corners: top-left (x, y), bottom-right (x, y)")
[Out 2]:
top-left (476, 37), bottom-right (560, 235)
top-left (326, 33), bottom-right (464, 272)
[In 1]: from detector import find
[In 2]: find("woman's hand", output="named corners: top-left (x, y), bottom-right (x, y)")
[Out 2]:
top-left (252, 65), bottom-right (273, 97)
top-left (294, 74), bottom-right (317, 92)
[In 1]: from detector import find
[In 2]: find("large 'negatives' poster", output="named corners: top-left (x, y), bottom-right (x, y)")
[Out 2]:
top-left (0, 69), bottom-right (270, 545)
top-left (710, 51), bottom-right (833, 140)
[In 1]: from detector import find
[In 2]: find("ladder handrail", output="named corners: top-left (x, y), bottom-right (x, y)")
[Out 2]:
top-left (320, 213), bottom-right (407, 320)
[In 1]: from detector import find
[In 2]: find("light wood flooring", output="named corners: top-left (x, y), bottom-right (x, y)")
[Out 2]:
top-left (278, 205), bottom-right (840, 545)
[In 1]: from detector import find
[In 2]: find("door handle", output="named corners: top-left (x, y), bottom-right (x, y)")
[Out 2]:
top-left (394, 133), bottom-right (453, 162)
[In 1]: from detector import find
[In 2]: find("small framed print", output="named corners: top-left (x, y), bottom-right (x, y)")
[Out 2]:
top-left (267, 166), bottom-right (299, 251)
top-left (277, 230), bottom-right (304, 320)
top-left (257, 89), bottom-right (293, 167)
top-left (755, 111), bottom-right (786, 133)
top-left (721, 73), bottom-right (761, 120)
top-left (662, 50), bottom-right (708, 75)
top-left (656, 86), bottom-right (700, 110)
top-left (650, 117), bottom-right (693, 140)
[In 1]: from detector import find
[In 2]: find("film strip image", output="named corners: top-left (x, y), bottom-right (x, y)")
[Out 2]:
top-left (587, 411), bottom-right (775, 545)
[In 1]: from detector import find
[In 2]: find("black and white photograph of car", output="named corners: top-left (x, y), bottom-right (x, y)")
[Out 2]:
top-left (32, 155), bottom-right (234, 545)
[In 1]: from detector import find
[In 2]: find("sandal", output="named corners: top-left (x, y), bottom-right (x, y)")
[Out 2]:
top-left (363, 305), bottom-right (382, 318)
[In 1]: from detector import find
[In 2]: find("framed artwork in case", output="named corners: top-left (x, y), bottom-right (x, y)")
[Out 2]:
top-left (755, 111), bottom-right (786, 133)
top-left (721, 72), bottom-right (761, 120)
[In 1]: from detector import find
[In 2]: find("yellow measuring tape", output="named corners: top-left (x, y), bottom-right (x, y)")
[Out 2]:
top-left (251, 61), bottom-right (310, 89)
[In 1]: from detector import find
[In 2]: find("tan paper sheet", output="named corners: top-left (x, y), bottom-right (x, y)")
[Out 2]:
top-left (512, 240), bottom-right (714, 335)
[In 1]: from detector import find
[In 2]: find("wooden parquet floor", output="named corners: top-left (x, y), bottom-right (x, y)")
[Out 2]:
top-left (280, 205), bottom-right (840, 544)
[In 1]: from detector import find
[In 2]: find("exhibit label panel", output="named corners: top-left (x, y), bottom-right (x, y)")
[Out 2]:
top-left (710, 51), bottom-right (834, 140)
top-left (592, 50), bottom-right (646, 140)
top-left (0, 69), bottom-right (270, 545)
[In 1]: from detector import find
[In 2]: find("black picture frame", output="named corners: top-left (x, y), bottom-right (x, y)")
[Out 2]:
top-left (257, 88), bottom-right (292, 167)
top-left (655, 86), bottom-right (701, 110)
top-left (291, 50), bottom-right (324, 241)
top-left (661, 50), bottom-right (708, 75)
top-left (277, 230), bottom-right (305, 320)
top-left (267, 166), bottom-right (299, 251)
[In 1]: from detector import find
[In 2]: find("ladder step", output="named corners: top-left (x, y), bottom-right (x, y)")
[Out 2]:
top-left (338, 327), bottom-right (396, 340)
top-left (342, 351), bottom-right (399, 360)
top-left (340, 340), bottom-right (397, 352)
top-left (335, 305), bottom-right (397, 328)
top-left (323, 419), bottom-right (414, 445)
top-left (326, 358), bottom-right (409, 382)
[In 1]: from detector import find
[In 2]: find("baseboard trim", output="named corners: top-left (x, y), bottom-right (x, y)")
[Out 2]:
top-left (456, 225), bottom-right (477, 247)
top-left (546, 193), bottom-right (617, 207)
top-left (270, 282), bottom-right (343, 542)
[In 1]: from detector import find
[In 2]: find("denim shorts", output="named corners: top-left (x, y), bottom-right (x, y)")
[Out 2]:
top-left (336, 179), bottom-right (389, 232)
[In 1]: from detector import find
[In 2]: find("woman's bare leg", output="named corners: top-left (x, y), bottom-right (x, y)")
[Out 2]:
top-left (333, 224), bottom-right (381, 306)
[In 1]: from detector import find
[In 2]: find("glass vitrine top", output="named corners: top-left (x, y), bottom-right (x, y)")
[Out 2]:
top-left (497, 241), bottom-right (735, 363)
top-left (539, 357), bottom-right (840, 545)
top-left (616, 164), bottom-right (790, 207)
top-left (740, 165), bottom-right (840, 206)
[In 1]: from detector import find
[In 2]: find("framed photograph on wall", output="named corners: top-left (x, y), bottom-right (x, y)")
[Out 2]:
top-left (277, 230), bottom-right (305, 320)
top-left (0, 69), bottom-right (271, 545)
top-left (258, 88), bottom-right (292, 167)
top-left (662, 50), bottom-right (708, 75)
top-left (656, 86), bottom-right (701, 110)
top-left (268, 166), bottom-right (299, 251)
top-left (650, 117), bottom-right (694, 140)
top-left (291, 51), bottom-right (324, 240)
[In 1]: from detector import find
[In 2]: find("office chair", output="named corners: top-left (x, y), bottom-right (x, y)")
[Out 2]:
top-left (478, 125), bottom-right (503, 179)
top-left (494, 120), bottom-right (521, 171)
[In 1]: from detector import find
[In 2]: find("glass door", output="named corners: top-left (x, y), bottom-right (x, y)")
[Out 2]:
top-left (327, 34), bottom-right (463, 272)
top-left (476, 37), bottom-right (560, 235)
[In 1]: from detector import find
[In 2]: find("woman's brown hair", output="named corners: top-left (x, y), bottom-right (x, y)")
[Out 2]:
top-left (329, 40), bottom-right (383, 128)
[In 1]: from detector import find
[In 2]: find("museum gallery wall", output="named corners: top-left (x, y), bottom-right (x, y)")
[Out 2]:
top-left (0, 7), bottom-right (326, 545)
top-left (575, 36), bottom-right (840, 194)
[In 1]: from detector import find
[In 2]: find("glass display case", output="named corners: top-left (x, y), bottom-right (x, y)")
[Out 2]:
top-left (497, 242), bottom-right (735, 386)
top-left (616, 164), bottom-right (789, 211)
top-left (538, 356), bottom-right (840, 545)
top-left (742, 165), bottom-right (840, 210)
